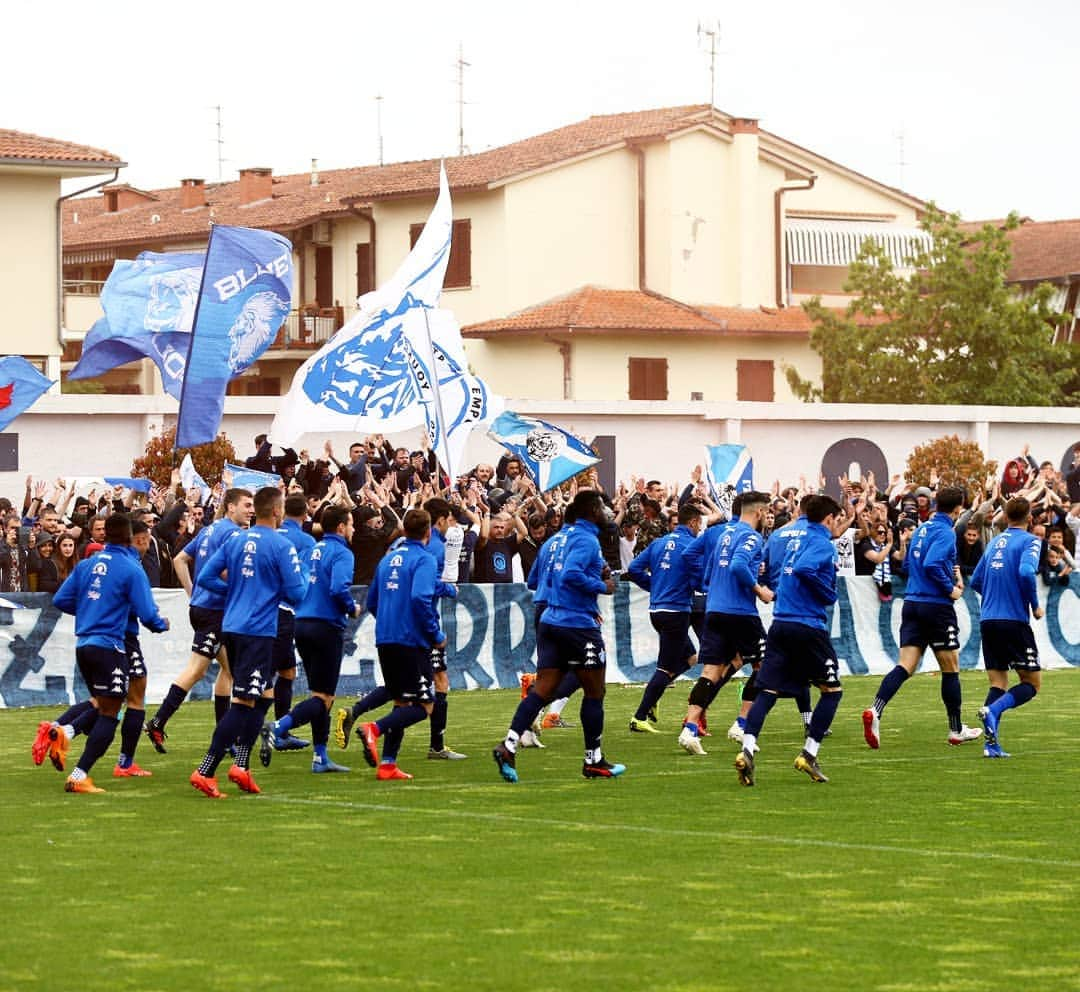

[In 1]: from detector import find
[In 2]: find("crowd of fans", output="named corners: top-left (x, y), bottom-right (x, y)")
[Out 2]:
top-left (2, 434), bottom-right (1077, 598)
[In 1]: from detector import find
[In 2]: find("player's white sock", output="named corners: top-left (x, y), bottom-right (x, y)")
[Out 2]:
top-left (803, 737), bottom-right (820, 757)
top-left (549, 696), bottom-right (569, 717)
top-left (504, 729), bottom-right (520, 754)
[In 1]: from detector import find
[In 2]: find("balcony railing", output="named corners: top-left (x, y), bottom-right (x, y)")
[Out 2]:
top-left (271, 307), bottom-right (345, 350)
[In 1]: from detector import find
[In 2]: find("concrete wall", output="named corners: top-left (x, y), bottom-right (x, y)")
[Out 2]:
top-left (2, 172), bottom-right (60, 357)
top-left (4, 396), bottom-right (1077, 497)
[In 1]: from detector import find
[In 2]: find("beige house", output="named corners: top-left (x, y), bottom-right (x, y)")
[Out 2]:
top-left (60, 105), bottom-right (929, 401)
top-left (1, 129), bottom-right (124, 387)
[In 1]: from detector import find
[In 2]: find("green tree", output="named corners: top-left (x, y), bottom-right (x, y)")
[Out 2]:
top-left (905, 435), bottom-right (997, 492)
top-left (787, 207), bottom-right (1074, 406)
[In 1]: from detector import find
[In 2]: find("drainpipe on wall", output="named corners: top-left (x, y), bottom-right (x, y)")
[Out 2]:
top-left (56, 168), bottom-right (120, 363)
top-left (546, 335), bottom-right (572, 399)
top-left (773, 175), bottom-right (816, 308)
top-left (347, 204), bottom-right (376, 300)
top-left (630, 143), bottom-right (647, 290)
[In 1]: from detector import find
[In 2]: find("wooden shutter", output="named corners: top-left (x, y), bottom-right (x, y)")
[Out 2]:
top-left (315, 246), bottom-right (333, 307)
top-left (356, 243), bottom-right (373, 297)
top-left (736, 359), bottom-right (775, 402)
top-left (628, 357), bottom-right (668, 400)
top-left (410, 219), bottom-right (471, 288)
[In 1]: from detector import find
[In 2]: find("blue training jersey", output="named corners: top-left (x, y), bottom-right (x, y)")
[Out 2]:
top-left (185, 519), bottom-right (243, 610)
top-left (53, 542), bottom-right (167, 651)
top-left (196, 524), bottom-right (307, 637)
top-left (683, 522), bottom-right (724, 594)
top-left (904, 512), bottom-right (958, 604)
top-left (366, 538), bottom-right (445, 648)
top-left (296, 533), bottom-right (357, 628)
top-left (763, 516), bottom-right (807, 595)
top-left (773, 520), bottom-right (838, 630)
top-left (425, 527), bottom-right (458, 601)
top-left (542, 519), bottom-right (608, 630)
top-left (626, 524), bottom-right (698, 612)
top-left (969, 527), bottom-right (1041, 622)
top-left (702, 520), bottom-right (765, 616)
top-left (527, 531), bottom-right (563, 608)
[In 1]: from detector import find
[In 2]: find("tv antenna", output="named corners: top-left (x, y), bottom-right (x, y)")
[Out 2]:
top-left (697, 20), bottom-right (721, 108)
top-left (375, 94), bottom-right (384, 166)
top-left (456, 42), bottom-right (470, 155)
top-left (895, 126), bottom-right (908, 188)
top-left (213, 105), bottom-right (226, 181)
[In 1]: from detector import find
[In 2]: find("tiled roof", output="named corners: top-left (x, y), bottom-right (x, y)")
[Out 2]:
top-left (0, 128), bottom-right (123, 166)
top-left (1004, 219), bottom-right (1080, 282)
top-left (461, 287), bottom-right (816, 338)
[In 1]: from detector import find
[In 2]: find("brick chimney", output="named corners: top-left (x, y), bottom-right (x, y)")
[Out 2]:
top-left (102, 184), bottom-right (153, 212)
top-left (179, 178), bottom-right (206, 209)
top-left (238, 167), bottom-right (273, 205)
top-left (730, 117), bottom-right (760, 134)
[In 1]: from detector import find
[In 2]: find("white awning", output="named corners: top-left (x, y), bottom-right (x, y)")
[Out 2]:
top-left (786, 219), bottom-right (933, 267)
top-left (63, 247), bottom-right (118, 265)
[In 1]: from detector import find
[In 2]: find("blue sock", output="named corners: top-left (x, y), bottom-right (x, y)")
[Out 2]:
top-left (736, 716), bottom-right (747, 729)
top-left (274, 677), bottom-right (293, 720)
top-left (580, 696), bottom-right (604, 753)
top-left (807, 691), bottom-right (842, 742)
top-left (117, 708), bottom-right (144, 768)
top-left (984, 685), bottom-right (1006, 708)
top-left (353, 686), bottom-right (392, 719)
top-left (509, 690), bottom-right (548, 736)
top-left (56, 699), bottom-right (94, 727)
top-left (634, 670), bottom-right (672, 721)
top-left (873, 665), bottom-right (910, 715)
top-left (941, 672), bottom-right (962, 733)
top-left (382, 726), bottom-right (405, 763)
top-left (429, 691), bottom-right (448, 751)
top-left (375, 704), bottom-right (428, 736)
top-left (76, 714), bottom-right (119, 774)
top-left (991, 682), bottom-right (1037, 718)
top-left (554, 671), bottom-right (580, 699)
top-left (154, 683), bottom-right (188, 726)
top-left (744, 692), bottom-right (778, 739)
top-left (314, 742), bottom-right (329, 762)
top-left (198, 706), bottom-right (248, 776)
top-left (281, 696), bottom-right (323, 735)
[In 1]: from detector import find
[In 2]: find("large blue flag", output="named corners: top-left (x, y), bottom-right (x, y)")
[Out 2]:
top-left (175, 225), bottom-right (292, 448)
top-left (69, 251), bottom-right (204, 399)
top-left (103, 476), bottom-right (153, 494)
top-left (487, 411), bottom-right (599, 492)
top-left (0, 356), bottom-right (54, 432)
top-left (704, 444), bottom-right (754, 517)
top-left (224, 462), bottom-right (281, 491)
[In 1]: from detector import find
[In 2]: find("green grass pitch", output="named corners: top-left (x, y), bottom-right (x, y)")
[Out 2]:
top-left (4, 669), bottom-right (1079, 992)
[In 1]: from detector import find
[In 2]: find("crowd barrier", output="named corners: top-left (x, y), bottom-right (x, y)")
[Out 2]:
top-left (1, 575), bottom-right (1077, 708)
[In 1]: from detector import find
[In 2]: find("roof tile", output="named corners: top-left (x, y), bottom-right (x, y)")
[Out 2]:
top-left (0, 128), bottom-right (123, 165)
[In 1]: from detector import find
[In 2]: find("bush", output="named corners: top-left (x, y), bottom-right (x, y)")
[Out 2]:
top-left (906, 435), bottom-right (997, 492)
top-left (131, 425), bottom-right (237, 489)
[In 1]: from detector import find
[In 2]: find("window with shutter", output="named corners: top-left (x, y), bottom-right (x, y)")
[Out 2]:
top-left (736, 360), bottom-right (775, 402)
top-left (628, 357), bottom-right (668, 400)
top-left (356, 243), bottom-right (373, 297)
top-left (410, 218), bottom-right (471, 288)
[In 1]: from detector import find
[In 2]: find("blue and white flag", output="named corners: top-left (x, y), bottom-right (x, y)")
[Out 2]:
top-left (270, 165), bottom-right (499, 474)
top-left (179, 454), bottom-right (210, 504)
top-left (487, 412), bottom-right (599, 492)
top-left (103, 476), bottom-right (153, 494)
top-left (175, 225), bottom-right (292, 448)
top-left (69, 251), bottom-right (204, 400)
top-left (224, 462), bottom-right (280, 492)
top-left (704, 444), bottom-right (754, 511)
top-left (0, 356), bottom-right (54, 432)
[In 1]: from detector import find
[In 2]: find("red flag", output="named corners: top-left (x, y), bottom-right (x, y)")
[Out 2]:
top-left (0, 383), bottom-right (13, 410)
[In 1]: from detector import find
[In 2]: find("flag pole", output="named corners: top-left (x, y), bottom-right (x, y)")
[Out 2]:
top-left (174, 223), bottom-right (217, 458)
top-left (420, 308), bottom-right (454, 486)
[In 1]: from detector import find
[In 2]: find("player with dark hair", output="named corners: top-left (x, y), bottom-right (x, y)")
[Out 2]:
top-left (493, 490), bottom-right (623, 782)
top-left (266, 505), bottom-right (360, 772)
top-left (189, 487), bottom-right (307, 797)
top-left (625, 502), bottom-right (704, 734)
top-left (677, 492), bottom-right (773, 754)
top-left (46, 514), bottom-right (170, 793)
top-left (358, 509), bottom-right (446, 780)
top-left (862, 486), bottom-right (982, 747)
top-left (734, 494), bottom-right (846, 786)
top-left (143, 488), bottom-right (253, 751)
top-left (970, 497), bottom-right (1044, 757)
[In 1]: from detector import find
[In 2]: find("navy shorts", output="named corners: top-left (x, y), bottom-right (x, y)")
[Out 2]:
top-left (698, 611), bottom-right (766, 670)
top-left (189, 606), bottom-right (225, 660)
top-left (981, 620), bottom-right (1040, 672)
top-left (224, 634), bottom-right (274, 700)
top-left (533, 603), bottom-right (547, 632)
top-left (649, 611), bottom-right (695, 676)
top-left (126, 633), bottom-right (146, 681)
top-left (430, 645), bottom-right (447, 673)
top-left (273, 606), bottom-right (297, 671)
top-left (377, 643), bottom-right (435, 704)
top-left (76, 644), bottom-right (129, 699)
top-left (756, 620), bottom-right (841, 696)
top-left (536, 622), bottom-right (606, 671)
top-left (295, 619), bottom-right (345, 695)
top-left (900, 601), bottom-right (960, 653)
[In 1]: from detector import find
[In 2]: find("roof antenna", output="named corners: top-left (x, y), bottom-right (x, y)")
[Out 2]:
top-left (697, 20), bottom-right (721, 108)
top-left (375, 94), bottom-right (384, 166)
top-left (456, 42), bottom-right (470, 155)
top-left (213, 104), bottom-right (226, 181)
top-left (895, 125), bottom-right (907, 189)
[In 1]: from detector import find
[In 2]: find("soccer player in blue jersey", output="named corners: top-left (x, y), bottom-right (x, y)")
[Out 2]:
top-left (359, 509), bottom-right (446, 781)
top-left (734, 494), bottom-right (846, 786)
top-left (143, 488), bottom-right (253, 751)
top-left (862, 486), bottom-right (982, 748)
top-left (677, 492), bottom-right (773, 755)
top-left (189, 487), bottom-right (307, 798)
top-left (969, 497), bottom-right (1044, 758)
top-left (266, 493), bottom-right (318, 751)
top-left (626, 503), bottom-right (704, 734)
top-left (267, 505), bottom-right (360, 772)
top-left (493, 490), bottom-right (623, 783)
top-left (48, 514), bottom-right (170, 794)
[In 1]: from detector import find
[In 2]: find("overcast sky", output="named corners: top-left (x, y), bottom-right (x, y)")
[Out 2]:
top-left (8, 0), bottom-right (1076, 221)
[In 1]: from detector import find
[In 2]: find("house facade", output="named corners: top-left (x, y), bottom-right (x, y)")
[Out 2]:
top-left (1, 129), bottom-right (124, 387)
top-left (60, 105), bottom-right (930, 402)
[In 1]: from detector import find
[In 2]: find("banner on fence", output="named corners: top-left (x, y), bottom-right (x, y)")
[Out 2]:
top-left (0, 577), bottom-right (1076, 708)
